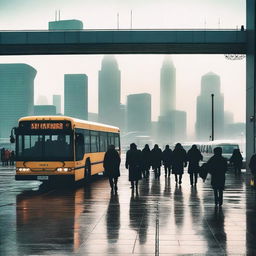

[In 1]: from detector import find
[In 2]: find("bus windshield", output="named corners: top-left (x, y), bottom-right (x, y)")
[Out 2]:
top-left (16, 133), bottom-right (73, 161)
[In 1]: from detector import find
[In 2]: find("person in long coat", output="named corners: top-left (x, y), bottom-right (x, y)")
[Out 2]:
top-left (229, 148), bottom-right (243, 175)
top-left (162, 145), bottom-right (173, 177)
top-left (172, 143), bottom-right (187, 184)
top-left (103, 145), bottom-right (121, 193)
top-left (249, 153), bottom-right (256, 188)
top-left (206, 147), bottom-right (228, 206)
top-left (125, 143), bottom-right (142, 192)
top-left (151, 144), bottom-right (162, 178)
top-left (141, 144), bottom-right (151, 178)
top-left (187, 145), bottom-right (203, 186)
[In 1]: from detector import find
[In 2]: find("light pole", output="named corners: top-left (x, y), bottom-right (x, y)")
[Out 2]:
top-left (211, 94), bottom-right (214, 141)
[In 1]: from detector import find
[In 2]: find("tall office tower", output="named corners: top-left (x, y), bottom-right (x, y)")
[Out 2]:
top-left (160, 57), bottom-right (176, 116)
top-left (64, 74), bottom-right (88, 120)
top-left (53, 95), bottom-right (61, 114)
top-left (48, 19), bottom-right (83, 30)
top-left (34, 105), bottom-right (57, 116)
top-left (196, 72), bottom-right (224, 140)
top-left (0, 64), bottom-right (36, 138)
top-left (158, 110), bottom-right (187, 143)
top-left (98, 56), bottom-right (121, 126)
top-left (126, 93), bottom-right (151, 133)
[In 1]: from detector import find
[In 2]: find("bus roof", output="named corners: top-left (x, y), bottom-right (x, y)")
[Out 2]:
top-left (18, 116), bottom-right (120, 132)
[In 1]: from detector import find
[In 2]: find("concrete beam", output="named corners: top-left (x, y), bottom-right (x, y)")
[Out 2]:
top-left (0, 30), bottom-right (247, 55)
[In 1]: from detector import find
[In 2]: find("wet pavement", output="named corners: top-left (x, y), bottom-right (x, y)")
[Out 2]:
top-left (0, 157), bottom-right (256, 255)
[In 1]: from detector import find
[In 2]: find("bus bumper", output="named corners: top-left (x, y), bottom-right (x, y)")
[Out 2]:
top-left (15, 174), bottom-right (75, 183)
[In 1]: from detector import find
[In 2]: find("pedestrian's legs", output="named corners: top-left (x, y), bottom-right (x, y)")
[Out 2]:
top-left (214, 189), bottom-right (218, 205)
top-left (135, 180), bottom-right (139, 193)
top-left (168, 167), bottom-right (171, 177)
top-left (219, 189), bottom-right (223, 206)
top-left (114, 177), bottom-right (118, 192)
top-left (109, 178), bottom-right (114, 190)
top-left (164, 165), bottom-right (167, 176)
top-left (158, 167), bottom-right (161, 177)
top-left (179, 174), bottom-right (182, 184)
top-left (131, 181), bottom-right (134, 190)
top-left (194, 173), bottom-right (198, 185)
top-left (190, 174), bottom-right (193, 185)
top-left (175, 174), bottom-right (178, 183)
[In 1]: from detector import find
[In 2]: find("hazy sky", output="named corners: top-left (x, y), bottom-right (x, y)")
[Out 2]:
top-left (0, 0), bottom-right (246, 137)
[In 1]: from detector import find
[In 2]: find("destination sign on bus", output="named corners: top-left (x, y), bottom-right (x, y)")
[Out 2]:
top-left (31, 122), bottom-right (64, 130)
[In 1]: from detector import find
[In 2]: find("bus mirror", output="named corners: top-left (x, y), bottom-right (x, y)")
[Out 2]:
top-left (10, 128), bottom-right (16, 143)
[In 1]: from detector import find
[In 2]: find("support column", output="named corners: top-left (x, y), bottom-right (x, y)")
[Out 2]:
top-left (246, 0), bottom-right (256, 164)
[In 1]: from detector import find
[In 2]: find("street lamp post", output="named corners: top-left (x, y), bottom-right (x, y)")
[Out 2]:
top-left (211, 94), bottom-right (214, 141)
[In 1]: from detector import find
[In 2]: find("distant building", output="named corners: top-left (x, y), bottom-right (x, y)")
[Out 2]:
top-left (48, 19), bottom-right (83, 30)
top-left (158, 110), bottom-right (187, 143)
top-left (126, 93), bottom-right (151, 133)
top-left (98, 56), bottom-right (121, 127)
top-left (196, 72), bottom-right (224, 141)
top-left (34, 105), bottom-right (57, 116)
top-left (224, 111), bottom-right (234, 125)
top-left (0, 64), bottom-right (36, 138)
top-left (88, 112), bottom-right (98, 122)
top-left (226, 122), bottom-right (245, 139)
top-left (52, 95), bottom-right (62, 114)
top-left (160, 57), bottom-right (176, 116)
top-left (36, 95), bottom-right (48, 105)
top-left (64, 74), bottom-right (88, 120)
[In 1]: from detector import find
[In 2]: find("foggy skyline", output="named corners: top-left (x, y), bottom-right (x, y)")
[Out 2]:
top-left (0, 0), bottom-right (246, 137)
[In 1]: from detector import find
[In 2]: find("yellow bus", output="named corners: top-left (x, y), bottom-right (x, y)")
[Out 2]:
top-left (13, 116), bottom-right (120, 184)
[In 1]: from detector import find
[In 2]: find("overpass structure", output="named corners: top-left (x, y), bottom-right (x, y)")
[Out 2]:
top-left (0, 29), bottom-right (247, 55)
top-left (0, 0), bottom-right (255, 162)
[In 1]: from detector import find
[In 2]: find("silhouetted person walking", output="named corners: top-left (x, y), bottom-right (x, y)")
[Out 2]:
top-left (207, 147), bottom-right (228, 206)
top-left (229, 148), bottom-right (243, 175)
top-left (187, 145), bottom-right (203, 186)
top-left (172, 143), bottom-right (187, 184)
top-left (151, 144), bottom-right (162, 178)
top-left (103, 145), bottom-right (121, 193)
top-left (125, 143), bottom-right (142, 193)
top-left (162, 145), bottom-right (173, 177)
top-left (249, 153), bottom-right (256, 189)
top-left (141, 144), bottom-right (151, 178)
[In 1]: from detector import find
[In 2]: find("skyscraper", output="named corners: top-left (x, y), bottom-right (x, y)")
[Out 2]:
top-left (98, 56), bottom-right (121, 126)
top-left (0, 64), bottom-right (36, 138)
top-left (196, 72), bottom-right (224, 140)
top-left (64, 74), bottom-right (88, 120)
top-left (53, 95), bottom-right (61, 114)
top-left (160, 57), bottom-right (176, 116)
top-left (126, 93), bottom-right (151, 133)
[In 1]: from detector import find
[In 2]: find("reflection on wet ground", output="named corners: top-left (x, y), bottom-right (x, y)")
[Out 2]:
top-left (0, 160), bottom-right (256, 255)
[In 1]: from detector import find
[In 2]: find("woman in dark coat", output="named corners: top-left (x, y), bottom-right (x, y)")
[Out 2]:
top-left (125, 143), bottom-right (142, 192)
top-left (141, 144), bottom-right (151, 178)
top-left (151, 144), bottom-right (162, 178)
top-left (206, 147), bottom-right (228, 206)
top-left (103, 145), bottom-right (121, 193)
top-left (162, 145), bottom-right (173, 177)
top-left (172, 143), bottom-right (187, 184)
top-left (229, 148), bottom-right (243, 175)
top-left (187, 145), bottom-right (203, 186)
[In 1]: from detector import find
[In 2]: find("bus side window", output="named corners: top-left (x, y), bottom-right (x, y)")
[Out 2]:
top-left (114, 133), bottom-right (120, 150)
top-left (108, 133), bottom-right (115, 147)
top-left (75, 133), bottom-right (85, 161)
top-left (100, 132), bottom-right (107, 152)
top-left (84, 130), bottom-right (90, 153)
top-left (209, 146), bottom-right (212, 153)
top-left (91, 131), bottom-right (99, 153)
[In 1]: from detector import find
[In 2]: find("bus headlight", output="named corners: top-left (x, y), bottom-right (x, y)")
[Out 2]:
top-left (56, 168), bottom-right (72, 172)
top-left (17, 168), bottom-right (30, 172)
